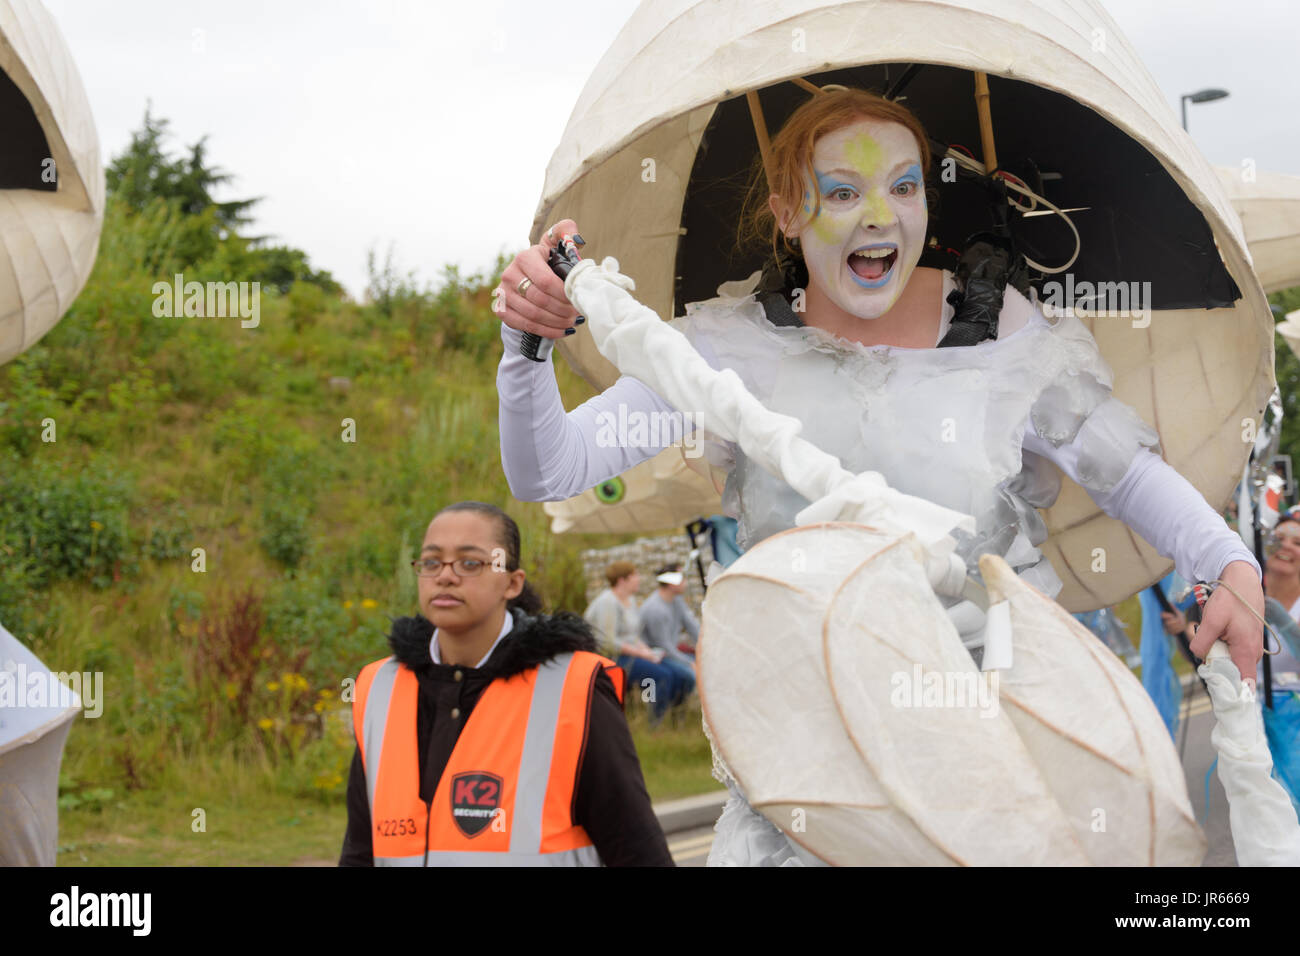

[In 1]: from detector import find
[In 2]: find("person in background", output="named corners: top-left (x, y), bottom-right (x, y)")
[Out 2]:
top-left (1257, 514), bottom-right (1300, 815)
top-left (583, 561), bottom-right (680, 726)
top-left (1161, 511), bottom-right (1300, 817)
top-left (340, 502), bottom-right (672, 866)
top-left (639, 565), bottom-right (700, 709)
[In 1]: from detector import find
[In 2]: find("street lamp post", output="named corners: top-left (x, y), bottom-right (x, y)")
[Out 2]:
top-left (1180, 87), bottom-right (1229, 131)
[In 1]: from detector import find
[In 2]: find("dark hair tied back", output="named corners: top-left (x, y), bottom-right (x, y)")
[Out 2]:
top-left (433, 501), bottom-right (545, 615)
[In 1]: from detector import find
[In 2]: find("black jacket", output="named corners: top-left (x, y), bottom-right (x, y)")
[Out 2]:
top-left (338, 606), bottom-right (674, 866)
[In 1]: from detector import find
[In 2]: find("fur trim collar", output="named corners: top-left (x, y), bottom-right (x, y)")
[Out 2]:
top-left (386, 607), bottom-right (597, 679)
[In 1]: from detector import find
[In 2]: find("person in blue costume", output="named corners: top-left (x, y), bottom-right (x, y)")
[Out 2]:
top-left (1254, 515), bottom-right (1300, 816)
top-left (1137, 572), bottom-right (1199, 740)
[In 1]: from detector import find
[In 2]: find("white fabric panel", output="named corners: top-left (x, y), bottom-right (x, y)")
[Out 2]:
top-left (0, 621), bottom-right (81, 867)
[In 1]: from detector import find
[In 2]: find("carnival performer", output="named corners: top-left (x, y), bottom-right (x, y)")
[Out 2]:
top-left (340, 502), bottom-right (672, 866)
top-left (492, 88), bottom-right (1265, 865)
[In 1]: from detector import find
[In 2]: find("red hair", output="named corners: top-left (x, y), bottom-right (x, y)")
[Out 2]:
top-left (738, 88), bottom-right (933, 262)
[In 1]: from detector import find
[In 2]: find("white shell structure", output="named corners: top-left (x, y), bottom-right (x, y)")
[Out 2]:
top-left (0, 0), bottom-right (104, 365)
top-left (1216, 165), bottom-right (1300, 296)
top-left (534, 0), bottom-right (1274, 612)
top-left (0, 0), bottom-right (99, 866)
top-left (697, 522), bottom-right (1206, 865)
top-left (976, 552), bottom-right (1205, 865)
top-left (0, 621), bottom-right (81, 865)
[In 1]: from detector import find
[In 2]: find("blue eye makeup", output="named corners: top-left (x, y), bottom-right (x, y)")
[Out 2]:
top-left (815, 169), bottom-right (855, 198)
top-left (892, 164), bottom-right (923, 193)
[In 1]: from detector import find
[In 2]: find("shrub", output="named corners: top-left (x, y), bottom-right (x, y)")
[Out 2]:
top-left (260, 498), bottom-right (310, 569)
top-left (0, 355), bottom-right (64, 457)
top-left (145, 505), bottom-right (193, 561)
top-left (0, 450), bottom-right (136, 589)
top-left (0, 551), bottom-right (39, 638)
top-left (262, 570), bottom-right (361, 685)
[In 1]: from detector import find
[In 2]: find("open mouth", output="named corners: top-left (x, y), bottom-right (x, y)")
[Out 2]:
top-left (847, 246), bottom-right (897, 285)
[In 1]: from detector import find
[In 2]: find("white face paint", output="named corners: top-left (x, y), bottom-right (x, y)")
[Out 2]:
top-left (781, 119), bottom-right (928, 320)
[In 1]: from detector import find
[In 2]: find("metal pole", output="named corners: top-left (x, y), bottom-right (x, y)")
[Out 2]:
top-left (1251, 462), bottom-right (1276, 709)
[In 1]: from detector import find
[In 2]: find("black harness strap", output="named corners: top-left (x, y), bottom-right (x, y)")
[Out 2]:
top-left (937, 237), bottom-right (1013, 348)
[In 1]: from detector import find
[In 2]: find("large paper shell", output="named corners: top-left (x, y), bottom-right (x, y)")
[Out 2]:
top-left (0, 0), bottom-right (105, 365)
top-left (535, 0), bottom-right (1275, 612)
top-left (978, 554), bottom-right (1205, 866)
top-left (699, 523), bottom-right (1205, 865)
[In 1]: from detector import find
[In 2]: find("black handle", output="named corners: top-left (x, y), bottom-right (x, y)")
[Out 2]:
top-left (519, 237), bottom-right (584, 362)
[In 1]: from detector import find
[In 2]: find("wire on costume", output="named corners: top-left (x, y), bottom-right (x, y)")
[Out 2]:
top-left (1194, 578), bottom-right (1282, 657)
top-left (942, 147), bottom-right (1082, 274)
top-left (787, 82), bottom-right (1083, 275)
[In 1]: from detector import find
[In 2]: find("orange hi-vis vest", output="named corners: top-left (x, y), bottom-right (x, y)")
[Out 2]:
top-left (353, 649), bottom-right (624, 866)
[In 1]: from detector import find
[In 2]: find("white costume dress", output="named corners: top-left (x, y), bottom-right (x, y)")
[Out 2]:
top-left (496, 268), bottom-right (1257, 866)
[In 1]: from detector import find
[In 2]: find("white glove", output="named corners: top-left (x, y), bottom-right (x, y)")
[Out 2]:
top-left (947, 599), bottom-right (987, 641)
top-left (1199, 643), bottom-right (1300, 866)
top-left (793, 471), bottom-right (975, 554)
top-left (565, 256), bottom-right (636, 298)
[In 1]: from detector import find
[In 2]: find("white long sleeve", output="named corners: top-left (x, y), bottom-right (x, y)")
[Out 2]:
top-left (497, 313), bottom-right (1258, 586)
top-left (495, 324), bottom-right (686, 501)
top-left (1023, 425), bottom-right (1260, 584)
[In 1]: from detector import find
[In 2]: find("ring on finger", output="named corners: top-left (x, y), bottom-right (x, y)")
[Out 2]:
top-left (516, 277), bottom-right (533, 296)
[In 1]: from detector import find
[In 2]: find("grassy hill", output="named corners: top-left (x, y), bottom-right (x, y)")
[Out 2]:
top-left (7, 147), bottom-right (1299, 863)
top-left (0, 192), bottom-right (714, 865)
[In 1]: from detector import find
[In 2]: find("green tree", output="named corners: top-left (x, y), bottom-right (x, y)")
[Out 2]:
top-left (104, 105), bottom-right (339, 294)
top-left (253, 245), bottom-right (342, 296)
top-left (106, 104), bottom-right (258, 234)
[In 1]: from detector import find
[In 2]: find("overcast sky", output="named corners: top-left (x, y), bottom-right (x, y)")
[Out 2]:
top-left (41, 0), bottom-right (1300, 298)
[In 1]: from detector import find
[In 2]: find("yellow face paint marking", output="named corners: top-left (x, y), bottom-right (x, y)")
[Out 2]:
top-left (844, 131), bottom-right (884, 179)
top-left (811, 206), bottom-right (839, 244)
top-left (860, 188), bottom-right (890, 225)
top-left (794, 119), bottom-right (928, 322)
top-left (807, 131), bottom-right (891, 239)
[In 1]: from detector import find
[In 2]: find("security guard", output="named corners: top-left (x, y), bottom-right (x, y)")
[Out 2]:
top-left (339, 501), bottom-right (673, 866)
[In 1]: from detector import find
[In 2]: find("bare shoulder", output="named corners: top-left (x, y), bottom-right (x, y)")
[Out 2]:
top-left (912, 265), bottom-right (946, 294)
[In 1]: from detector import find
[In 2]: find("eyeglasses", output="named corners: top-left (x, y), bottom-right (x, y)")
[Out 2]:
top-left (411, 557), bottom-right (487, 577)
top-left (1266, 529), bottom-right (1300, 551)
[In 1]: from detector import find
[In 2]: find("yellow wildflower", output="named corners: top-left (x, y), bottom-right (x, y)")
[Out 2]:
top-left (257, 718), bottom-right (273, 730)
top-left (343, 600), bottom-right (353, 609)
top-left (266, 681), bottom-right (280, 692)
top-left (361, 598), bottom-right (378, 609)
top-left (90, 520), bottom-right (103, 531)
